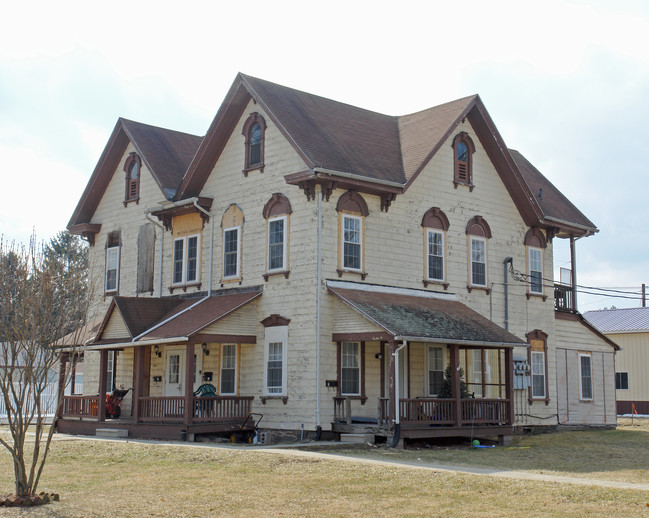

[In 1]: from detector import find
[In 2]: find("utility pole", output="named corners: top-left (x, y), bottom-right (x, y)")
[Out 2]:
top-left (643, 283), bottom-right (646, 307)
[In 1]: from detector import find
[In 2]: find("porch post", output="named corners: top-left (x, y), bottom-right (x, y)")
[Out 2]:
top-left (505, 347), bottom-right (514, 424)
top-left (56, 352), bottom-right (68, 420)
top-left (451, 344), bottom-right (462, 427)
top-left (388, 339), bottom-right (396, 422)
top-left (183, 343), bottom-right (195, 426)
top-left (98, 350), bottom-right (108, 422)
top-left (132, 346), bottom-right (145, 423)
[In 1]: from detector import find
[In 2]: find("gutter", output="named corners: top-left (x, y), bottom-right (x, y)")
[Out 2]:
top-left (312, 167), bottom-right (405, 189)
top-left (394, 336), bottom-right (522, 348)
top-left (85, 336), bottom-right (189, 351)
top-left (543, 216), bottom-right (598, 235)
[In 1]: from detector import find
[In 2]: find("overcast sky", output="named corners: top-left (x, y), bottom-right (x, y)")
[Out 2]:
top-left (1, 0), bottom-right (647, 311)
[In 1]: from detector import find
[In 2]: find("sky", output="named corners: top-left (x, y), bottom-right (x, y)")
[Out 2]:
top-left (1, 0), bottom-right (647, 311)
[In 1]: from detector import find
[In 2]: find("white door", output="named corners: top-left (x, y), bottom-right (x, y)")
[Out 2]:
top-left (164, 347), bottom-right (202, 397)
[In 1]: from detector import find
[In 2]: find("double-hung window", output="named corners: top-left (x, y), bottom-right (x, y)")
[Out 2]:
top-left (528, 247), bottom-right (543, 294)
top-left (530, 351), bottom-right (546, 398)
top-left (268, 216), bottom-right (287, 272)
top-left (579, 353), bottom-right (593, 400)
top-left (427, 346), bottom-right (444, 396)
top-left (264, 325), bottom-right (288, 396)
top-left (106, 351), bottom-right (117, 393)
top-left (223, 227), bottom-right (241, 279)
top-left (220, 344), bottom-right (237, 395)
top-left (341, 342), bottom-right (361, 395)
top-left (342, 215), bottom-right (362, 271)
top-left (470, 237), bottom-right (487, 287)
top-left (427, 230), bottom-right (445, 282)
top-left (105, 231), bottom-right (121, 294)
top-left (172, 234), bottom-right (200, 285)
top-left (615, 372), bottom-right (629, 390)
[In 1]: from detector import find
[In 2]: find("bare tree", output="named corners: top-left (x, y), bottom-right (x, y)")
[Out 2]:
top-left (0, 232), bottom-right (91, 499)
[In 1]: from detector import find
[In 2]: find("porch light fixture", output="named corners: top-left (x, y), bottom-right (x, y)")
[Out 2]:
top-left (375, 353), bottom-right (383, 360)
top-left (153, 344), bottom-right (161, 358)
top-left (202, 342), bottom-right (209, 356)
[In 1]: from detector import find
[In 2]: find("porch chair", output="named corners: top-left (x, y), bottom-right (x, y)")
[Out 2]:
top-left (193, 384), bottom-right (217, 397)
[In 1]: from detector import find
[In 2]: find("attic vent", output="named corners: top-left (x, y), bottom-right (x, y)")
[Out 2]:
top-left (538, 188), bottom-right (543, 200)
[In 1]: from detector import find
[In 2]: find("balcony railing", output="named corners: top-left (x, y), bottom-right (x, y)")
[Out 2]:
top-left (554, 283), bottom-right (576, 312)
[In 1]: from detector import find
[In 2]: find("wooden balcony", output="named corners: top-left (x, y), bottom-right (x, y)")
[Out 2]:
top-left (554, 283), bottom-right (576, 313)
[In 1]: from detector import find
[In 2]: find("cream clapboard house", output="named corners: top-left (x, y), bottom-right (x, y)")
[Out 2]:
top-left (59, 74), bottom-right (618, 444)
top-left (585, 307), bottom-right (649, 415)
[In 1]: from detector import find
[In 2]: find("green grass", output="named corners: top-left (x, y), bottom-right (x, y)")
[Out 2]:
top-left (0, 420), bottom-right (648, 517)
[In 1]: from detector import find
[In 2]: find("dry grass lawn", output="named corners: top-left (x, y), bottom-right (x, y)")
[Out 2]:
top-left (0, 419), bottom-right (647, 517)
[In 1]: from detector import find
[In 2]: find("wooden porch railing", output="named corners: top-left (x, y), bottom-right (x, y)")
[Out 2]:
top-left (62, 395), bottom-right (100, 418)
top-left (461, 398), bottom-right (509, 425)
top-left (554, 283), bottom-right (575, 312)
top-left (193, 396), bottom-right (254, 423)
top-left (399, 398), bottom-right (456, 425)
top-left (333, 396), bottom-right (352, 424)
top-left (138, 396), bottom-right (185, 423)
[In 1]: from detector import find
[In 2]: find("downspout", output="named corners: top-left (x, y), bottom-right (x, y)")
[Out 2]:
top-left (135, 201), bottom-right (213, 342)
top-left (315, 186), bottom-right (323, 435)
top-left (145, 213), bottom-right (164, 297)
top-left (503, 257), bottom-right (513, 331)
top-left (390, 340), bottom-right (408, 448)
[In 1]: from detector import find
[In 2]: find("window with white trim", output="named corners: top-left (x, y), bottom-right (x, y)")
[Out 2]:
top-left (105, 231), bottom-right (120, 293)
top-left (264, 326), bottom-right (288, 395)
top-left (223, 227), bottom-right (241, 279)
top-left (220, 344), bottom-right (237, 395)
top-left (615, 372), bottom-right (629, 390)
top-left (579, 353), bottom-right (593, 400)
top-left (341, 342), bottom-right (361, 395)
top-left (426, 230), bottom-right (445, 282)
top-left (427, 346), bottom-right (444, 396)
top-left (268, 216), bottom-right (287, 272)
top-left (106, 351), bottom-right (117, 393)
top-left (531, 351), bottom-right (546, 398)
top-left (342, 215), bottom-right (362, 271)
top-left (470, 237), bottom-right (487, 287)
top-left (172, 234), bottom-right (200, 286)
top-left (528, 247), bottom-right (543, 294)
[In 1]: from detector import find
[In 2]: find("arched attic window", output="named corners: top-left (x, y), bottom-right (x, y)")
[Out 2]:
top-left (123, 152), bottom-right (141, 205)
top-left (242, 113), bottom-right (266, 175)
top-left (421, 207), bottom-right (450, 288)
top-left (262, 193), bottom-right (292, 280)
top-left (336, 191), bottom-right (369, 279)
top-left (466, 216), bottom-right (491, 292)
top-left (452, 132), bottom-right (476, 190)
top-left (524, 227), bottom-right (548, 298)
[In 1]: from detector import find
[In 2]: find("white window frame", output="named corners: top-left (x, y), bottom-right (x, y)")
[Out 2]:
top-left (427, 345), bottom-right (445, 396)
top-left (578, 353), bottom-right (593, 401)
top-left (172, 234), bottom-right (200, 286)
top-left (426, 229), bottom-right (445, 282)
top-left (263, 326), bottom-right (288, 396)
top-left (530, 350), bottom-right (546, 399)
top-left (615, 371), bottom-right (629, 390)
top-left (219, 344), bottom-right (238, 395)
top-left (105, 246), bottom-right (120, 293)
top-left (341, 214), bottom-right (363, 272)
top-left (528, 246), bottom-right (543, 294)
top-left (106, 351), bottom-right (117, 393)
top-left (341, 342), bottom-right (361, 396)
top-left (223, 226), bottom-right (241, 280)
top-left (267, 215), bottom-right (287, 273)
top-left (469, 236), bottom-right (487, 287)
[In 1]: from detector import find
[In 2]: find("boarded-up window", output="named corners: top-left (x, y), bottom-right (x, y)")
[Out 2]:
top-left (136, 223), bottom-right (155, 293)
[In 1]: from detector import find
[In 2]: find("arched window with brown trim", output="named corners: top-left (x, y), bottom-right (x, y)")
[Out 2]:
top-left (527, 329), bottom-right (549, 404)
top-left (124, 152), bottom-right (141, 205)
top-left (421, 207), bottom-right (450, 287)
top-left (524, 228), bottom-right (547, 298)
top-left (242, 113), bottom-right (266, 175)
top-left (466, 216), bottom-right (491, 291)
top-left (262, 193), bottom-right (292, 279)
top-left (336, 191), bottom-right (369, 279)
top-left (452, 132), bottom-right (476, 190)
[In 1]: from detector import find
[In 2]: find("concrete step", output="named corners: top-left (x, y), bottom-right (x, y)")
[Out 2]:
top-left (96, 428), bottom-right (129, 438)
top-left (340, 433), bottom-right (374, 444)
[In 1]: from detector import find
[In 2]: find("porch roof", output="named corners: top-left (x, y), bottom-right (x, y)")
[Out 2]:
top-left (88, 289), bottom-right (262, 350)
top-left (327, 280), bottom-right (525, 347)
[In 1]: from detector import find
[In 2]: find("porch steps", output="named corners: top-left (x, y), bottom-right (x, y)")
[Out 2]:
top-left (96, 428), bottom-right (129, 439)
top-left (340, 433), bottom-right (374, 444)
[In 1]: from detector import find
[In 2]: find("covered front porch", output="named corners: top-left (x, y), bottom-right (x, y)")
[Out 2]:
top-left (56, 290), bottom-right (262, 440)
top-left (327, 281), bottom-right (523, 443)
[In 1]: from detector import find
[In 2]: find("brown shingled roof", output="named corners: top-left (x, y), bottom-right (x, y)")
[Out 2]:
top-left (328, 282), bottom-right (525, 346)
top-left (510, 149), bottom-right (597, 234)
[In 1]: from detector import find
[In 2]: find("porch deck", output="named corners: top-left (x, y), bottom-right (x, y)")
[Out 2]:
top-left (333, 396), bottom-right (513, 440)
top-left (57, 395), bottom-right (254, 440)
